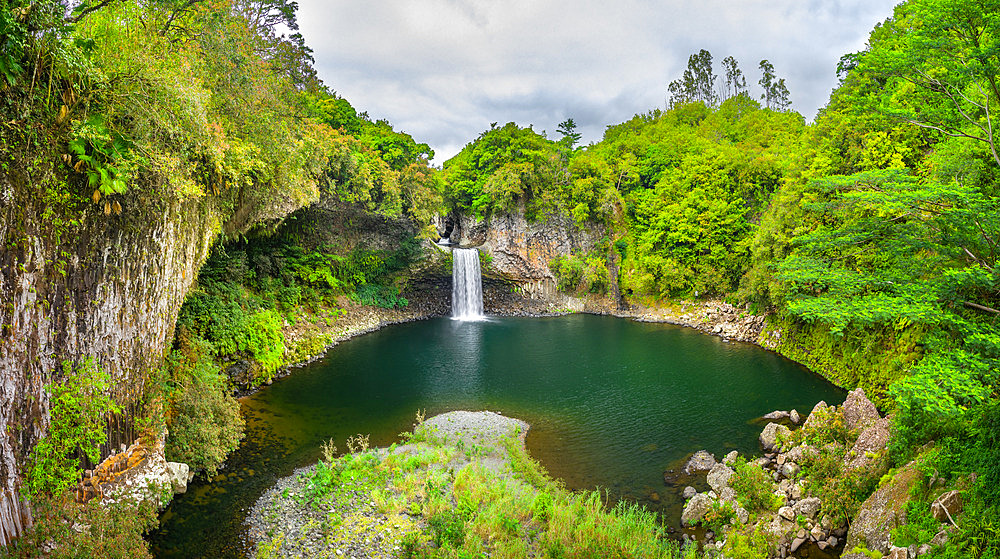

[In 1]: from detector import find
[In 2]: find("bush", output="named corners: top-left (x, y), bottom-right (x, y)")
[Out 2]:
top-left (164, 343), bottom-right (244, 476)
top-left (10, 496), bottom-right (157, 559)
top-left (26, 359), bottom-right (120, 500)
top-left (583, 256), bottom-right (610, 294)
top-left (549, 255), bottom-right (584, 292)
top-left (428, 508), bottom-right (468, 547)
top-left (730, 457), bottom-right (782, 513)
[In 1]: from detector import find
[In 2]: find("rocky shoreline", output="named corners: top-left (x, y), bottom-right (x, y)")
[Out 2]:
top-left (674, 388), bottom-right (959, 559)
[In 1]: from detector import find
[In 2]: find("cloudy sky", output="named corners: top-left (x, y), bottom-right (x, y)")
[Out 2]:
top-left (294, 0), bottom-right (900, 163)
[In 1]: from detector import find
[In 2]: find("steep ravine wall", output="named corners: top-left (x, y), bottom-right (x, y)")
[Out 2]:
top-left (0, 166), bottom-right (301, 545)
top-left (441, 208), bottom-right (609, 302)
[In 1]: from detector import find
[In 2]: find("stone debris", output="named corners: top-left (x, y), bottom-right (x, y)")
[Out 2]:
top-left (931, 490), bottom-right (962, 523)
top-left (760, 422), bottom-right (792, 451)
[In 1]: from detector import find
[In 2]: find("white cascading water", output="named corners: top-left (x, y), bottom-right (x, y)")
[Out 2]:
top-left (451, 248), bottom-right (484, 320)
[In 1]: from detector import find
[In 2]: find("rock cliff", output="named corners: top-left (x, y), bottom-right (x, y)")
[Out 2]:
top-left (0, 163), bottom-right (305, 544)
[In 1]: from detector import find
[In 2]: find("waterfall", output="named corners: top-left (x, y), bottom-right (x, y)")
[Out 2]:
top-left (452, 248), bottom-right (484, 320)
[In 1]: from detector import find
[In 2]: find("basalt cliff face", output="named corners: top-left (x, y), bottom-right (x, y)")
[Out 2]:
top-left (0, 162), bottom-right (305, 544)
top-left (439, 207), bottom-right (610, 304)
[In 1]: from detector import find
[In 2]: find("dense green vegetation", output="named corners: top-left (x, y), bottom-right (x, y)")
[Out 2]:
top-left (256, 416), bottom-right (704, 559)
top-left (435, 1), bottom-right (999, 555)
top-left (2, 0), bottom-right (441, 554)
top-left (6, 0), bottom-right (1000, 555)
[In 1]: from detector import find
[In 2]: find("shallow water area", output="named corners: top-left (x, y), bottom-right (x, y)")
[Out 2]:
top-left (149, 314), bottom-right (845, 558)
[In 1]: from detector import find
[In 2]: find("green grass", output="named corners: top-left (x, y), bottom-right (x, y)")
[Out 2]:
top-left (271, 426), bottom-right (706, 559)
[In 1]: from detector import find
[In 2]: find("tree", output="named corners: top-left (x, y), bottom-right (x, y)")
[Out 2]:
top-left (557, 118), bottom-right (582, 149)
top-left (758, 60), bottom-right (791, 110)
top-left (720, 56), bottom-right (748, 101)
top-left (856, 0), bottom-right (1000, 166)
top-left (668, 49), bottom-right (718, 107)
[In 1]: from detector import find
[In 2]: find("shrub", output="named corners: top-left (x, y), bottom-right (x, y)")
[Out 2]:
top-left (26, 359), bottom-right (120, 500)
top-left (730, 457), bottom-right (782, 513)
top-left (164, 344), bottom-right (244, 476)
top-left (583, 256), bottom-right (610, 294)
top-left (428, 508), bottom-right (468, 547)
top-left (10, 495), bottom-right (157, 559)
top-left (549, 255), bottom-right (584, 292)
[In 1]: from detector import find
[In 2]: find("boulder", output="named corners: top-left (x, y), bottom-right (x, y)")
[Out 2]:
top-left (803, 401), bottom-right (829, 431)
top-left (760, 422), bottom-right (792, 451)
top-left (684, 450), bottom-right (718, 475)
top-left (930, 529), bottom-right (949, 546)
top-left (719, 487), bottom-right (738, 504)
top-left (779, 506), bottom-right (796, 521)
top-left (723, 450), bottom-right (739, 466)
top-left (887, 547), bottom-right (908, 559)
top-left (707, 463), bottom-right (735, 493)
top-left (790, 536), bottom-right (807, 552)
top-left (785, 444), bottom-right (819, 463)
top-left (681, 493), bottom-right (714, 526)
top-left (842, 388), bottom-right (880, 431)
top-left (789, 409), bottom-right (801, 424)
top-left (845, 461), bottom-right (923, 554)
top-left (763, 410), bottom-right (790, 420)
top-left (682, 486), bottom-right (697, 499)
top-left (165, 462), bottom-right (190, 494)
top-left (846, 416), bottom-right (891, 470)
top-left (781, 462), bottom-right (801, 479)
top-left (931, 490), bottom-right (962, 523)
top-left (794, 497), bottom-right (822, 520)
top-left (810, 525), bottom-right (826, 541)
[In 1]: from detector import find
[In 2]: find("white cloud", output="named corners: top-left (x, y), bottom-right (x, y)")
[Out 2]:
top-left (296, 0), bottom-right (899, 163)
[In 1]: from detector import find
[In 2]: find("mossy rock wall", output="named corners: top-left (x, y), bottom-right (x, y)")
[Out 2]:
top-left (0, 159), bottom-right (305, 543)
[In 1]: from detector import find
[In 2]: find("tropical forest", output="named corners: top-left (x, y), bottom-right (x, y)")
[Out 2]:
top-left (0, 0), bottom-right (997, 558)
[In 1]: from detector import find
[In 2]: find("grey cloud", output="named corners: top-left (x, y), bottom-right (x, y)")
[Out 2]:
top-left (297, 0), bottom-right (898, 162)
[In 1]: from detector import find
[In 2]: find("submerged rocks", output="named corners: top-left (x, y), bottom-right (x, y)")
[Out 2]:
top-left (760, 422), bottom-right (792, 451)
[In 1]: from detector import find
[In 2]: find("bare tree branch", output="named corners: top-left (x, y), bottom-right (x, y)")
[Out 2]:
top-left (964, 301), bottom-right (1000, 315)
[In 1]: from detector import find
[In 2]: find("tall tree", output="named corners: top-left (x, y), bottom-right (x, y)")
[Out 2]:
top-left (758, 60), bottom-right (791, 110)
top-left (857, 0), bottom-right (1000, 166)
top-left (668, 49), bottom-right (718, 107)
top-left (720, 56), bottom-right (748, 101)
top-left (557, 118), bottom-right (582, 149)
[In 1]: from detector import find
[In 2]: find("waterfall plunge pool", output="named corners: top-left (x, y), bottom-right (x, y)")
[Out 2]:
top-left (149, 314), bottom-right (845, 557)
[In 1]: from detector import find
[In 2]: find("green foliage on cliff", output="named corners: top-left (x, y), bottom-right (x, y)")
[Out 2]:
top-left (0, 0), bottom-right (442, 226)
top-left (163, 340), bottom-right (244, 477)
top-left (25, 359), bottom-right (120, 500)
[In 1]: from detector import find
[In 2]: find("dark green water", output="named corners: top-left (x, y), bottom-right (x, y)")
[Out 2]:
top-left (149, 315), bottom-right (844, 557)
